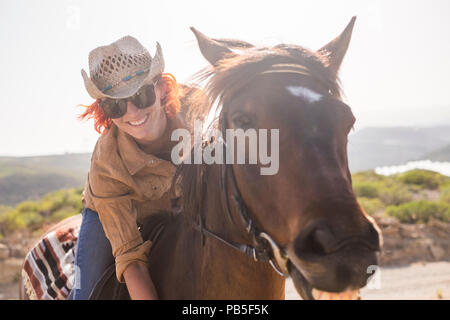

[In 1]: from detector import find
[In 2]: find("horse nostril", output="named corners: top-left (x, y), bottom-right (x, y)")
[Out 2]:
top-left (314, 227), bottom-right (336, 252)
top-left (294, 224), bottom-right (335, 257)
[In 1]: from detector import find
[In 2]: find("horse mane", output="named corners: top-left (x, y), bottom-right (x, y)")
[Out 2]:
top-left (173, 43), bottom-right (343, 222)
top-left (178, 83), bottom-right (211, 130)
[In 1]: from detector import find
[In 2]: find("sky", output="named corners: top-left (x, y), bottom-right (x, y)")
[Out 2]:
top-left (1, 0), bottom-right (449, 156)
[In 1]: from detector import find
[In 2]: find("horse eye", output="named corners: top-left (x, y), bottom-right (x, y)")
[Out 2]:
top-left (232, 113), bottom-right (253, 128)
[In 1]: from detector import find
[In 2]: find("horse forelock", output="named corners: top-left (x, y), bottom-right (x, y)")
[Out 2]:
top-left (200, 44), bottom-right (342, 107)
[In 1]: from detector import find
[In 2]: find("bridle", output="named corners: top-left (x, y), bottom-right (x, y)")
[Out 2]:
top-left (191, 63), bottom-right (323, 278)
top-left (192, 117), bottom-right (290, 277)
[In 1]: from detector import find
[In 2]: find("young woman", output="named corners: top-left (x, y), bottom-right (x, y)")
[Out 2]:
top-left (72, 36), bottom-right (187, 300)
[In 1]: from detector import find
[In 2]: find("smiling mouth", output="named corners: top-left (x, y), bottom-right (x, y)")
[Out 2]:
top-left (127, 114), bottom-right (149, 127)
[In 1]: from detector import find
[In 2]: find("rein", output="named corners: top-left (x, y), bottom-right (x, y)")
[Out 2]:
top-left (192, 148), bottom-right (290, 277)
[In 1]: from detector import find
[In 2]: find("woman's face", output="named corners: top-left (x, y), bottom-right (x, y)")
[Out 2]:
top-left (111, 85), bottom-right (167, 143)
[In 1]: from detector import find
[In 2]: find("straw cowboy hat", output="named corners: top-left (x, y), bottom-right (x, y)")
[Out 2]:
top-left (81, 36), bottom-right (164, 100)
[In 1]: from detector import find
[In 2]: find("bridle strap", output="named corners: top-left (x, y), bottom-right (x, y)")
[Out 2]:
top-left (190, 110), bottom-right (289, 277)
top-left (192, 214), bottom-right (271, 262)
top-left (260, 63), bottom-right (312, 77)
top-left (218, 112), bottom-right (260, 238)
top-left (260, 63), bottom-right (332, 94)
top-left (220, 152), bottom-right (289, 277)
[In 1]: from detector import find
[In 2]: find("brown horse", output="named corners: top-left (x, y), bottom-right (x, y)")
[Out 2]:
top-left (22, 17), bottom-right (382, 300)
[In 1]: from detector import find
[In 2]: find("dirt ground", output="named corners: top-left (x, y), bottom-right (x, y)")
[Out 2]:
top-left (0, 258), bottom-right (22, 300)
top-left (1, 261), bottom-right (449, 300)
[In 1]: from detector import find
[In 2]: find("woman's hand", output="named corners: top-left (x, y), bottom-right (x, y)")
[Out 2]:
top-left (123, 261), bottom-right (158, 300)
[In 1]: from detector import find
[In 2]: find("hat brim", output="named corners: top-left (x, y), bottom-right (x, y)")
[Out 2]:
top-left (82, 42), bottom-right (165, 100)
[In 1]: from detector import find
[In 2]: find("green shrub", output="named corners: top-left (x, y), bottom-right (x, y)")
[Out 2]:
top-left (0, 187), bottom-right (83, 234)
top-left (38, 190), bottom-right (67, 213)
top-left (65, 189), bottom-right (84, 213)
top-left (0, 207), bottom-right (12, 236)
top-left (379, 184), bottom-right (413, 206)
top-left (7, 209), bottom-right (44, 230)
top-left (440, 185), bottom-right (450, 203)
top-left (37, 188), bottom-right (83, 218)
top-left (352, 170), bottom-right (387, 183)
top-left (15, 201), bottom-right (39, 213)
top-left (398, 170), bottom-right (447, 190)
top-left (357, 197), bottom-right (385, 215)
top-left (386, 200), bottom-right (450, 223)
top-left (50, 207), bottom-right (79, 222)
top-left (353, 182), bottom-right (380, 198)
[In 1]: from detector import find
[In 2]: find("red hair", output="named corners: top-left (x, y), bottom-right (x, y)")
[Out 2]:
top-left (79, 73), bottom-right (181, 134)
top-left (159, 73), bottom-right (181, 120)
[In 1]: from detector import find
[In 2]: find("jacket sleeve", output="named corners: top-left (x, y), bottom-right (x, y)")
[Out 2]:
top-left (86, 160), bottom-right (152, 283)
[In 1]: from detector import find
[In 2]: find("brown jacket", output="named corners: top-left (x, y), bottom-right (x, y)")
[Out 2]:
top-left (82, 123), bottom-right (180, 282)
top-left (82, 85), bottom-right (208, 283)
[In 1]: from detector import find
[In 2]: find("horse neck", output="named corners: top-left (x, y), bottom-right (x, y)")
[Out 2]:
top-left (197, 164), bottom-right (285, 299)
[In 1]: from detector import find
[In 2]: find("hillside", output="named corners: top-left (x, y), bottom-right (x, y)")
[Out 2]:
top-left (0, 154), bottom-right (90, 206)
top-left (0, 153), bottom-right (91, 177)
top-left (353, 169), bottom-right (450, 223)
top-left (422, 144), bottom-right (450, 162)
top-left (348, 126), bottom-right (450, 172)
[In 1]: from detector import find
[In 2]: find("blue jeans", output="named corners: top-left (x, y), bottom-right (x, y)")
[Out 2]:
top-left (70, 207), bottom-right (114, 300)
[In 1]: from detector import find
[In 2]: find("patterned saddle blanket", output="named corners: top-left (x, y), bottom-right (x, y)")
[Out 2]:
top-left (22, 215), bottom-right (81, 300)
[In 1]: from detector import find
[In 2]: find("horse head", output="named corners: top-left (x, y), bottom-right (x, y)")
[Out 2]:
top-left (189, 17), bottom-right (382, 299)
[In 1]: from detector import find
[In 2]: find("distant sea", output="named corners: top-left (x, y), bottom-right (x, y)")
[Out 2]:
top-left (375, 160), bottom-right (450, 177)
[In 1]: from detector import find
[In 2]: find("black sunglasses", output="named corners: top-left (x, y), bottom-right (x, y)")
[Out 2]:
top-left (99, 83), bottom-right (157, 119)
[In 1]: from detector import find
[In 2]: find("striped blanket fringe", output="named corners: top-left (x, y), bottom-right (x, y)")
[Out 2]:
top-left (22, 226), bottom-right (79, 300)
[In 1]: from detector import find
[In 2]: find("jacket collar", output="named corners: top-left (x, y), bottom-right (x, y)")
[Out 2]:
top-left (115, 124), bottom-right (175, 176)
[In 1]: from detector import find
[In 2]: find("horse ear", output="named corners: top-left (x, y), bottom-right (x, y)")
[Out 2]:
top-left (190, 27), bottom-right (234, 66)
top-left (317, 16), bottom-right (356, 77)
